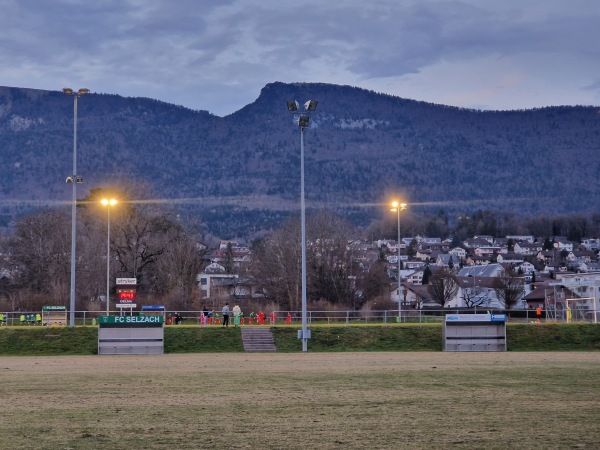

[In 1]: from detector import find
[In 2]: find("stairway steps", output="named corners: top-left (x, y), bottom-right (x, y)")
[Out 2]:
top-left (241, 328), bottom-right (276, 352)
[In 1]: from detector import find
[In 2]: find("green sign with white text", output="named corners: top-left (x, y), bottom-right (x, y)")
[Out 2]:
top-left (98, 315), bottom-right (163, 325)
top-left (42, 306), bottom-right (67, 311)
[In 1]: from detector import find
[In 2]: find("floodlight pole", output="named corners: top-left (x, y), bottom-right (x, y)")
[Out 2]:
top-left (63, 88), bottom-right (89, 327)
top-left (287, 100), bottom-right (317, 352)
top-left (101, 199), bottom-right (117, 316)
top-left (300, 126), bottom-right (308, 351)
top-left (391, 201), bottom-right (407, 321)
top-left (106, 204), bottom-right (111, 316)
top-left (397, 205), bottom-right (401, 320)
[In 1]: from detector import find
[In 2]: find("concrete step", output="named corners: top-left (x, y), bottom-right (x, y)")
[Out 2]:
top-left (242, 327), bottom-right (276, 352)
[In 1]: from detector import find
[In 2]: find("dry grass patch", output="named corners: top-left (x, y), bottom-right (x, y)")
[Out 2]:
top-left (1, 352), bottom-right (599, 449)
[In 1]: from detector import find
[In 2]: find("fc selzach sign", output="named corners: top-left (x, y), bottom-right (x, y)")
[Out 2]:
top-left (116, 278), bottom-right (137, 285)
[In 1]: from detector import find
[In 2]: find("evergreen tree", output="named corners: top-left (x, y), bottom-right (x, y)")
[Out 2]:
top-left (422, 265), bottom-right (432, 285)
top-left (223, 242), bottom-right (235, 274)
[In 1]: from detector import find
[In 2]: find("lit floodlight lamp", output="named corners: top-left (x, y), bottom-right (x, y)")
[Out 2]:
top-left (391, 201), bottom-right (407, 212)
top-left (298, 116), bottom-right (310, 128)
top-left (77, 88), bottom-right (90, 96)
top-left (287, 100), bottom-right (299, 112)
top-left (62, 88), bottom-right (73, 95)
top-left (304, 100), bottom-right (318, 111)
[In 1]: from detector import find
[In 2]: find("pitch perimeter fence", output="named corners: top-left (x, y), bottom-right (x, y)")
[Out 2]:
top-left (0, 307), bottom-right (597, 327)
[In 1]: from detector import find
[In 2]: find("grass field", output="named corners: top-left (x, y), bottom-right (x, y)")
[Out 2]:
top-left (2, 323), bottom-right (600, 355)
top-left (2, 352), bottom-right (600, 449)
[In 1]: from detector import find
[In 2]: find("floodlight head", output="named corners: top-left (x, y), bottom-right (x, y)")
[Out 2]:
top-left (287, 100), bottom-right (299, 112)
top-left (304, 100), bottom-right (318, 111)
top-left (298, 116), bottom-right (310, 128)
top-left (63, 87), bottom-right (89, 96)
top-left (392, 201), bottom-right (407, 211)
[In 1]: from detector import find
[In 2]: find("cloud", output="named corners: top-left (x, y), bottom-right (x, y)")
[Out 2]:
top-left (0, 0), bottom-right (599, 115)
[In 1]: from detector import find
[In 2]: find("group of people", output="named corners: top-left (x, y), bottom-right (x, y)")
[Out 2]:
top-left (166, 312), bottom-right (183, 325)
top-left (200, 303), bottom-right (243, 327)
top-left (220, 303), bottom-right (243, 327)
top-left (167, 307), bottom-right (290, 327)
top-left (200, 304), bottom-right (282, 327)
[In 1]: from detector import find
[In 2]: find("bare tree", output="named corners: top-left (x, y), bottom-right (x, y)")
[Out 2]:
top-left (427, 270), bottom-right (459, 307)
top-left (461, 287), bottom-right (488, 307)
top-left (493, 269), bottom-right (524, 310)
top-left (8, 209), bottom-right (71, 305)
top-left (362, 261), bottom-right (390, 305)
top-left (111, 203), bottom-right (173, 284)
top-left (249, 211), bottom-right (361, 310)
top-left (78, 202), bottom-right (110, 303)
top-left (249, 217), bottom-right (302, 310)
top-left (153, 225), bottom-right (206, 310)
top-left (306, 211), bottom-right (359, 307)
top-left (80, 183), bottom-right (203, 303)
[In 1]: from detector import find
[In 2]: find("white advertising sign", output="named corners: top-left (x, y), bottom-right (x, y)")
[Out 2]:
top-left (445, 314), bottom-right (506, 322)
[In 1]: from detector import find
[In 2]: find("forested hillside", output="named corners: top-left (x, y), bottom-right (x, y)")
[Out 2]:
top-left (0, 82), bottom-right (599, 237)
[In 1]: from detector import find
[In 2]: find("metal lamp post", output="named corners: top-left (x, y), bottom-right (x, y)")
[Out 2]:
top-left (286, 99), bottom-right (318, 352)
top-left (391, 201), bottom-right (407, 320)
top-left (101, 199), bottom-right (117, 315)
top-left (63, 88), bottom-right (89, 327)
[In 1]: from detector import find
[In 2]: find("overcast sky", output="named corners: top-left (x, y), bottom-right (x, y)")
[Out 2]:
top-left (1, 0), bottom-right (599, 117)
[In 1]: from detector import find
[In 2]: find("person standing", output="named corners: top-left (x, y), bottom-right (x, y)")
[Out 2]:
top-left (232, 303), bottom-right (242, 327)
top-left (222, 303), bottom-right (230, 327)
top-left (201, 306), bottom-right (209, 326)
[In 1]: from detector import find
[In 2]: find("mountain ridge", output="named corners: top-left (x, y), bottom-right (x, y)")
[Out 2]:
top-left (1, 82), bottom-right (599, 237)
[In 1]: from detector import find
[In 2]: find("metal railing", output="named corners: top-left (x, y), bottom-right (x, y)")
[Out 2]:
top-left (0, 307), bottom-right (597, 327)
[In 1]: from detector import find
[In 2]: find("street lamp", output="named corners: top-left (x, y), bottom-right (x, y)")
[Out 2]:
top-left (63, 87), bottom-right (89, 327)
top-left (391, 201), bottom-right (407, 320)
top-left (287, 99), bottom-right (318, 352)
top-left (101, 198), bottom-right (117, 315)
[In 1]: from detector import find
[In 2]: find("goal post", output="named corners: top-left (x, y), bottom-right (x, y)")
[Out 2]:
top-left (565, 297), bottom-right (597, 323)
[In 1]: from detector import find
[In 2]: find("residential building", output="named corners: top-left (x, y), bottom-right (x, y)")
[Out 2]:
top-left (553, 238), bottom-right (574, 252)
top-left (449, 247), bottom-right (467, 260)
top-left (581, 238), bottom-right (600, 252)
top-left (496, 253), bottom-right (525, 265)
top-left (514, 242), bottom-right (543, 256)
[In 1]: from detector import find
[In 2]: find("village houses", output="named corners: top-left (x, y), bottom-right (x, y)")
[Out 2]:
top-left (196, 234), bottom-right (600, 313)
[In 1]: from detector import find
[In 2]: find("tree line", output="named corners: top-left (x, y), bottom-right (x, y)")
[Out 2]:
top-left (1, 190), bottom-right (599, 312)
top-left (0, 185), bottom-right (206, 313)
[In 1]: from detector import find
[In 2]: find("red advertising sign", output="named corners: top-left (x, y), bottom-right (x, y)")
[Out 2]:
top-left (117, 290), bottom-right (136, 300)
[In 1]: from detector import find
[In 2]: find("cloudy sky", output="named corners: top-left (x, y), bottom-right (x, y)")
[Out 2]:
top-left (1, 0), bottom-right (599, 116)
